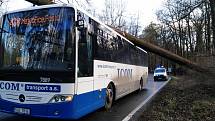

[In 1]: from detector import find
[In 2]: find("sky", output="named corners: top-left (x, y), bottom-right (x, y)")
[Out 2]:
top-left (91, 0), bottom-right (165, 27)
top-left (3, 0), bottom-right (165, 28)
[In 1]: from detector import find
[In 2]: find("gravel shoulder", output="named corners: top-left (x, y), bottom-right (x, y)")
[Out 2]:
top-left (138, 72), bottom-right (215, 121)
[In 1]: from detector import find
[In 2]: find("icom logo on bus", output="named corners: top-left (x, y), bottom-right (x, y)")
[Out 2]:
top-left (0, 82), bottom-right (20, 91)
top-left (117, 68), bottom-right (133, 78)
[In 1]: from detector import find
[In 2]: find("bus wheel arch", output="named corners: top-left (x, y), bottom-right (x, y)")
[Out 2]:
top-left (105, 82), bottom-right (115, 110)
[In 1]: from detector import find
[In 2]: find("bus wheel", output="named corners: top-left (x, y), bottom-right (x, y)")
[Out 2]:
top-left (105, 83), bottom-right (114, 110)
top-left (139, 78), bottom-right (143, 91)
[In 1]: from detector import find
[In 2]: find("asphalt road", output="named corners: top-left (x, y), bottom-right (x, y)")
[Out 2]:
top-left (0, 74), bottom-right (169, 121)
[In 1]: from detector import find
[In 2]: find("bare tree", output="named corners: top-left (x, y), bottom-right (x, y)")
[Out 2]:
top-left (127, 12), bottom-right (141, 37)
top-left (191, 8), bottom-right (204, 54)
top-left (152, 0), bottom-right (215, 69)
top-left (100, 0), bottom-right (127, 30)
top-left (209, 0), bottom-right (215, 52)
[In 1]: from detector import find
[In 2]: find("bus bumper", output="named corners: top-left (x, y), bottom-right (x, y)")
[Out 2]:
top-left (0, 89), bottom-right (106, 120)
top-left (0, 98), bottom-right (80, 119)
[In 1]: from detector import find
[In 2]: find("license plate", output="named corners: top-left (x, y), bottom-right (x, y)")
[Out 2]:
top-left (14, 108), bottom-right (30, 115)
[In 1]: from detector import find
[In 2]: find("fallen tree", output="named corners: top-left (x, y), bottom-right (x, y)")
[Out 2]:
top-left (113, 28), bottom-right (209, 73)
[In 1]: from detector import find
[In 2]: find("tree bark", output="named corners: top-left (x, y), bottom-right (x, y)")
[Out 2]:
top-left (209, 0), bottom-right (215, 52)
top-left (186, 18), bottom-right (194, 54)
top-left (205, 2), bottom-right (211, 54)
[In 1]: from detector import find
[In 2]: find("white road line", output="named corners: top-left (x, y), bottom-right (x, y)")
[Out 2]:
top-left (122, 78), bottom-right (171, 121)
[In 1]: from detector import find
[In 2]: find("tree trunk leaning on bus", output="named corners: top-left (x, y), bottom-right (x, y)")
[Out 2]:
top-left (111, 27), bottom-right (211, 74)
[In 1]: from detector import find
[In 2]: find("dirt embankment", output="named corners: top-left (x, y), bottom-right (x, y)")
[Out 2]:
top-left (138, 71), bottom-right (215, 121)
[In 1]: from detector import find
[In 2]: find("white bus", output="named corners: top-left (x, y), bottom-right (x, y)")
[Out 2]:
top-left (0, 4), bottom-right (148, 119)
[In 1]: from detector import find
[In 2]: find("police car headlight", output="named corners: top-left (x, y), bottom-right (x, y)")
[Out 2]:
top-left (49, 95), bottom-right (73, 103)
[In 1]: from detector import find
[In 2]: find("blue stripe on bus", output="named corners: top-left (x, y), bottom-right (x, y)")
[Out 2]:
top-left (0, 88), bottom-right (106, 119)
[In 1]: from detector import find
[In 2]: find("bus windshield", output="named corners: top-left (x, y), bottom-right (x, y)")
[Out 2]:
top-left (0, 7), bottom-right (75, 72)
top-left (0, 7), bottom-right (75, 83)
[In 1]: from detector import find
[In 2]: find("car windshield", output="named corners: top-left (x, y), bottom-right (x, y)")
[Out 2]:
top-left (155, 68), bottom-right (165, 73)
top-left (0, 7), bottom-right (75, 72)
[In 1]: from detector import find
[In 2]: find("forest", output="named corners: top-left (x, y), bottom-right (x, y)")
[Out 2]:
top-left (143, 0), bottom-right (215, 71)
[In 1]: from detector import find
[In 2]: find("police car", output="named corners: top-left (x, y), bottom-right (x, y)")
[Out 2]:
top-left (154, 67), bottom-right (168, 81)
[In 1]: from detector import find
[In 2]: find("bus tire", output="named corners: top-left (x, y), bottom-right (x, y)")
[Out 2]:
top-left (139, 78), bottom-right (143, 91)
top-left (105, 83), bottom-right (114, 110)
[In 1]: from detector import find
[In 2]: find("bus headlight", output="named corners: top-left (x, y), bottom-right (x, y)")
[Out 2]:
top-left (49, 95), bottom-right (73, 103)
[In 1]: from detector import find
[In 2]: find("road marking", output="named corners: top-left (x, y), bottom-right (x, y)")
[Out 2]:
top-left (122, 78), bottom-right (171, 121)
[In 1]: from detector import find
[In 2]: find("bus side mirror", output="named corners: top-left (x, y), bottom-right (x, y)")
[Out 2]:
top-left (76, 20), bottom-right (84, 29)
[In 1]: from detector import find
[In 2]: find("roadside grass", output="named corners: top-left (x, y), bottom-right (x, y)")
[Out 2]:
top-left (138, 72), bottom-right (215, 121)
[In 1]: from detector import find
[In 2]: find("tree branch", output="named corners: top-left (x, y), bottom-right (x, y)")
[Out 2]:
top-left (178, 1), bottom-right (204, 21)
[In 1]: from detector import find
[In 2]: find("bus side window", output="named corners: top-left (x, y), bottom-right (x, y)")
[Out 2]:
top-left (78, 28), bottom-right (93, 77)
